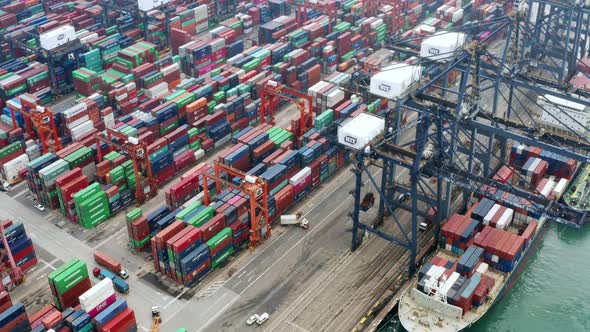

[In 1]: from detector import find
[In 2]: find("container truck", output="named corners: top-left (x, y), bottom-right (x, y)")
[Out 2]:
top-left (280, 213), bottom-right (309, 229)
top-left (93, 268), bottom-right (130, 294)
top-left (93, 251), bottom-right (129, 279)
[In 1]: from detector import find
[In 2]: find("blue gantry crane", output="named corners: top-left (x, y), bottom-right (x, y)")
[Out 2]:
top-left (347, 1), bottom-right (590, 275)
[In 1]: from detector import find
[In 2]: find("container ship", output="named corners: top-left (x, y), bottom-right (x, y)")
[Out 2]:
top-left (399, 142), bottom-right (576, 332)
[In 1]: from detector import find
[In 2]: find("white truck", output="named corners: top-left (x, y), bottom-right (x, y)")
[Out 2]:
top-left (280, 213), bottom-right (309, 229)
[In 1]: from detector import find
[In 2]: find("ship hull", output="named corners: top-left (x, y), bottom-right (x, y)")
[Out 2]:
top-left (399, 220), bottom-right (548, 332)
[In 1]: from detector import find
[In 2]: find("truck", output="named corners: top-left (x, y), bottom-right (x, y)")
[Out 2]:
top-left (93, 251), bottom-right (129, 279)
top-left (280, 213), bottom-right (309, 229)
top-left (94, 268), bottom-right (130, 294)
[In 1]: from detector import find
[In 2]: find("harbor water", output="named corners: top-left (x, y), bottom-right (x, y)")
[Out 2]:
top-left (380, 223), bottom-right (590, 332)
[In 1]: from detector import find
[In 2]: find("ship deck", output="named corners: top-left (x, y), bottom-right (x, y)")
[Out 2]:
top-left (398, 250), bottom-right (507, 332)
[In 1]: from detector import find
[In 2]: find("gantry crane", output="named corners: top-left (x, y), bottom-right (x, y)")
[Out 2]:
top-left (295, 0), bottom-right (338, 32)
top-left (95, 128), bottom-right (158, 205)
top-left (347, 2), bottom-right (590, 276)
top-left (202, 161), bottom-right (271, 250)
top-left (0, 220), bottom-right (24, 289)
top-left (8, 93), bottom-right (62, 153)
top-left (259, 80), bottom-right (314, 144)
top-left (0, 29), bottom-right (83, 96)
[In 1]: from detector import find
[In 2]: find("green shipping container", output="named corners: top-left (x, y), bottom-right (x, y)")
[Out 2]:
top-left (176, 201), bottom-right (202, 220)
top-left (206, 227), bottom-right (232, 250)
top-left (51, 260), bottom-right (89, 294)
top-left (127, 208), bottom-right (143, 223)
top-left (211, 247), bottom-right (234, 269)
top-left (187, 206), bottom-right (215, 227)
top-left (0, 141), bottom-right (23, 158)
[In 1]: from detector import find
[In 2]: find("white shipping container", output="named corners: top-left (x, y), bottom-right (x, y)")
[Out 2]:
top-left (541, 180), bottom-right (556, 197)
top-left (138, 0), bottom-right (170, 11)
top-left (370, 64), bottom-right (422, 99)
top-left (146, 82), bottom-right (169, 99)
top-left (338, 113), bottom-right (385, 150)
top-left (476, 262), bottom-right (488, 274)
top-left (326, 88), bottom-right (345, 107)
top-left (103, 113), bottom-right (115, 129)
top-left (79, 279), bottom-right (114, 309)
top-left (71, 120), bottom-right (94, 141)
top-left (3, 154), bottom-right (29, 183)
top-left (289, 167), bottom-right (312, 186)
top-left (426, 265), bottom-right (445, 280)
top-left (420, 32), bottom-right (466, 61)
top-left (527, 158), bottom-right (541, 176)
top-left (63, 103), bottom-right (88, 119)
top-left (452, 8), bottom-right (464, 22)
top-left (369, 18), bottom-right (384, 29)
top-left (552, 178), bottom-right (568, 198)
top-left (40, 25), bottom-right (77, 51)
top-left (195, 4), bottom-right (208, 20)
top-left (79, 33), bottom-right (99, 44)
top-left (210, 38), bottom-right (226, 52)
top-left (66, 115), bottom-right (90, 130)
top-left (161, 63), bottom-right (180, 76)
top-left (440, 271), bottom-right (460, 295)
top-left (484, 204), bottom-right (501, 225)
top-left (496, 209), bottom-right (514, 230)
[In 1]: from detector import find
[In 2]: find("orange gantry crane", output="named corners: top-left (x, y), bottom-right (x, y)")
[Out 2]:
top-left (9, 93), bottom-right (61, 153)
top-left (363, 0), bottom-right (405, 34)
top-left (295, 0), bottom-right (338, 32)
top-left (0, 220), bottom-right (24, 290)
top-left (95, 128), bottom-right (158, 205)
top-left (259, 80), bottom-right (313, 143)
top-left (202, 161), bottom-right (271, 250)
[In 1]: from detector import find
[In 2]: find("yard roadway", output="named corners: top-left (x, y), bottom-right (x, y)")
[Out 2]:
top-left (1, 111), bottom-right (428, 331)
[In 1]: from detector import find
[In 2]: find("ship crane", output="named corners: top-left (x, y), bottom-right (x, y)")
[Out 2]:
top-left (346, 1), bottom-right (590, 277)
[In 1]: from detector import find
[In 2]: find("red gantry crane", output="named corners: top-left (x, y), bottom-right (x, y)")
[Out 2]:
top-left (95, 128), bottom-right (158, 205)
top-left (295, 0), bottom-right (338, 32)
top-left (259, 80), bottom-right (314, 143)
top-left (202, 161), bottom-right (271, 250)
top-left (9, 93), bottom-right (62, 153)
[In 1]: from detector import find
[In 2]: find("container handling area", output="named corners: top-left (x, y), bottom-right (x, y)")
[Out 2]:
top-left (0, 0), bottom-right (589, 331)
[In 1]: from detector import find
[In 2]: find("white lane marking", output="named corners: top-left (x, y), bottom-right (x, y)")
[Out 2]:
top-left (163, 288), bottom-right (189, 309)
top-left (198, 191), bottom-right (354, 332)
top-left (12, 189), bottom-right (28, 199)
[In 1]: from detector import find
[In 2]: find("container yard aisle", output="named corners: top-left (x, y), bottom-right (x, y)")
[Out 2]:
top-left (0, 190), bottom-right (188, 331)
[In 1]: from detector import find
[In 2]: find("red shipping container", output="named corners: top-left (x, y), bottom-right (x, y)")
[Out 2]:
top-left (173, 228), bottom-right (203, 255)
top-left (29, 304), bottom-right (54, 328)
top-left (154, 221), bottom-right (186, 246)
top-left (209, 236), bottom-right (232, 257)
top-left (174, 150), bottom-right (196, 171)
top-left (1, 312), bottom-right (28, 331)
top-left (151, 237), bottom-right (160, 272)
top-left (131, 216), bottom-right (150, 241)
top-left (42, 311), bottom-right (63, 329)
top-left (99, 308), bottom-right (136, 332)
top-left (200, 214), bottom-right (226, 242)
top-left (506, 236), bottom-right (526, 261)
top-left (156, 165), bottom-right (176, 185)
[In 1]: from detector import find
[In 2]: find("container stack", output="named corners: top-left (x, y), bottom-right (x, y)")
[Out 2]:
top-left (1, 221), bottom-right (37, 272)
top-left (93, 299), bottom-right (137, 332)
top-left (0, 303), bottom-right (29, 331)
top-left (127, 208), bottom-right (151, 251)
top-left (73, 182), bottom-right (111, 228)
top-left (48, 259), bottom-right (92, 310)
top-left (308, 81), bottom-right (346, 114)
top-left (79, 278), bottom-right (117, 318)
top-left (0, 291), bottom-right (11, 313)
